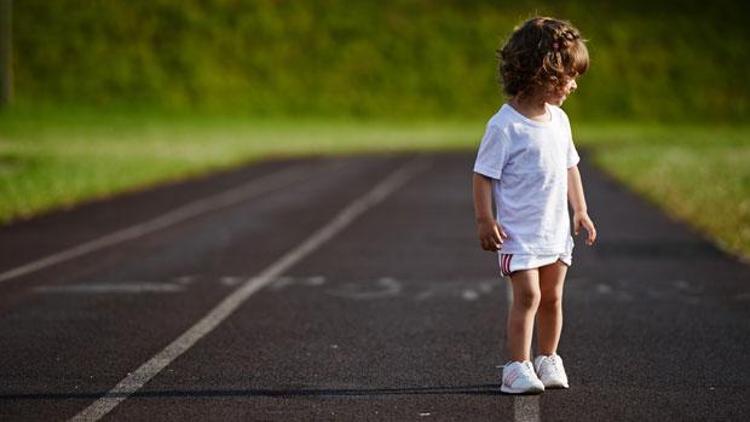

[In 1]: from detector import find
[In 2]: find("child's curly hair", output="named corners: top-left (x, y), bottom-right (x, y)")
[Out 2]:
top-left (498, 17), bottom-right (589, 98)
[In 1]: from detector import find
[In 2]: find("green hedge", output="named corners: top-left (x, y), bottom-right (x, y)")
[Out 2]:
top-left (11, 0), bottom-right (749, 121)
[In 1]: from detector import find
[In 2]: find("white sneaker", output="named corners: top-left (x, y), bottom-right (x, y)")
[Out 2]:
top-left (533, 353), bottom-right (570, 389)
top-left (501, 360), bottom-right (545, 394)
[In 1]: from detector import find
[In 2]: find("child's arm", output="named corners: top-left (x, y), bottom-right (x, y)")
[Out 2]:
top-left (472, 173), bottom-right (508, 251)
top-left (567, 165), bottom-right (597, 246)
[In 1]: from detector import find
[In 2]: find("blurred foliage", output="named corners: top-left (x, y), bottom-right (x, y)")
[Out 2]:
top-left (10, 0), bottom-right (750, 121)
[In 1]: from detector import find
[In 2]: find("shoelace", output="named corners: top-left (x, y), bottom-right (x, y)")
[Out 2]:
top-left (548, 356), bottom-right (559, 368)
top-left (513, 362), bottom-right (536, 381)
top-left (542, 356), bottom-right (561, 377)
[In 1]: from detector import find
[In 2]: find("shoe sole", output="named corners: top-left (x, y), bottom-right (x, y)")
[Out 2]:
top-left (500, 384), bottom-right (545, 394)
top-left (535, 365), bottom-right (569, 389)
top-left (542, 381), bottom-right (569, 389)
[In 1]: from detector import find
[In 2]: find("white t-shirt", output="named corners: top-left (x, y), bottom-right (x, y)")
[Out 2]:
top-left (473, 103), bottom-right (580, 255)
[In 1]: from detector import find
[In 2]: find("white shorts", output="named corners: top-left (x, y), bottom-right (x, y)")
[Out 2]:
top-left (498, 251), bottom-right (572, 277)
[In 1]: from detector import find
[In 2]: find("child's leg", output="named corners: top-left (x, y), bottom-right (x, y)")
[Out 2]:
top-left (507, 269), bottom-right (541, 361)
top-left (535, 260), bottom-right (568, 355)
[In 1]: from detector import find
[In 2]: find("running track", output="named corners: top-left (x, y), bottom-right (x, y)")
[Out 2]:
top-left (0, 152), bottom-right (748, 421)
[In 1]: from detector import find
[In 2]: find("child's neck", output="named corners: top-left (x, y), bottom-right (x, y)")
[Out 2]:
top-left (509, 96), bottom-right (550, 122)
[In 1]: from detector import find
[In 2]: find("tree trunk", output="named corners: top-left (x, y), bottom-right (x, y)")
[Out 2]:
top-left (0, 0), bottom-right (13, 107)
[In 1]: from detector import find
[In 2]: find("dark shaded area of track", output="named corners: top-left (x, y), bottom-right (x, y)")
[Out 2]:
top-left (0, 152), bottom-right (748, 421)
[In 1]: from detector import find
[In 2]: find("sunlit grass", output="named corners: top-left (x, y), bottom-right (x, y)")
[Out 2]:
top-left (0, 113), bottom-right (482, 223)
top-left (576, 123), bottom-right (750, 260)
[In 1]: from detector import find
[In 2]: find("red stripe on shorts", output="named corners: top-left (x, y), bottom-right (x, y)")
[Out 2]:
top-left (503, 254), bottom-right (513, 276)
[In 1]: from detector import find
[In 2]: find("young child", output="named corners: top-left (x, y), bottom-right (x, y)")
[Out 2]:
top-left (472, 17), bottom-right (597, 394)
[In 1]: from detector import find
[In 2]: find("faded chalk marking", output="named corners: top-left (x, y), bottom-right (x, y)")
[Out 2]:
top-left (305, 276), bottom-right (326, 286)
top-left (267, 276), bottom-right (328, 290)
top-left (462, 289), bottom-right (479, 301)
top-left (0, 164), bottom-right (313, 284)
top-left (35, 282), bottom-right (183, 294)
top-left (478, 281), bottom-right (495, 294)
top-left (219, 276), bottom-right (244, 286)
top-left (174, 275), bottom-right (197, 285)
top-left (326, 277), bottom-right (402, 300)
top-left (273, 276), bottom-right (501, 301)
top-left (673, 280), bottom-right (691, 290)
top-left (595, 284), bottom-right (613, 294)
top-left (68, 157), bottom-right (430, 422)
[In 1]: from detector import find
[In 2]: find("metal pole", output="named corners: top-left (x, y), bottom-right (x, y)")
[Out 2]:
top-left (0, 0), bottom-right (13, 107)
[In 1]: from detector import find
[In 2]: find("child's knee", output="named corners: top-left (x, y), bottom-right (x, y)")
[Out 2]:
top-left (539, 293), bottom-right (562, 311)
top-left (515, 289), bottom-right (541, 309)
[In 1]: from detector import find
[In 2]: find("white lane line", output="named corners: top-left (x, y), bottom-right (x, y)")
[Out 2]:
top-left (0, 164), bottom-right (313, 284)
top-left (504, 276), bottom-right (541, 422)
top-left (513, 396), bottom-right (541, 422)
top-left (68, 157), bottom-right (430, 422)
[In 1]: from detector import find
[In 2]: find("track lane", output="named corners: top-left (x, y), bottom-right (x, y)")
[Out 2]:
top-left (0, 155), bottom-right (415, 420)
top-left (1, 152), bottom-right (749, 421)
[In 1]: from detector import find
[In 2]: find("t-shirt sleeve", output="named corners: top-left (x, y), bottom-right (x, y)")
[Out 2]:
top-left (473, 124), bottom-right (509, 180)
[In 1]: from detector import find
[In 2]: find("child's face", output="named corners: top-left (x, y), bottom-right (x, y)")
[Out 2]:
top-left (545, 75), bottom-right (578, 106)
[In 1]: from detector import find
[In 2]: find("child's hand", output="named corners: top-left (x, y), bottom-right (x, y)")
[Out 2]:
top-left (477, 218), bottom-right (508, 251)
top-left (574, 212), bottom-right (597, 246)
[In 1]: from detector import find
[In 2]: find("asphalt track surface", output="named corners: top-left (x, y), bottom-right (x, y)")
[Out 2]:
top-left (1, 152), bottom-right (749, 421)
